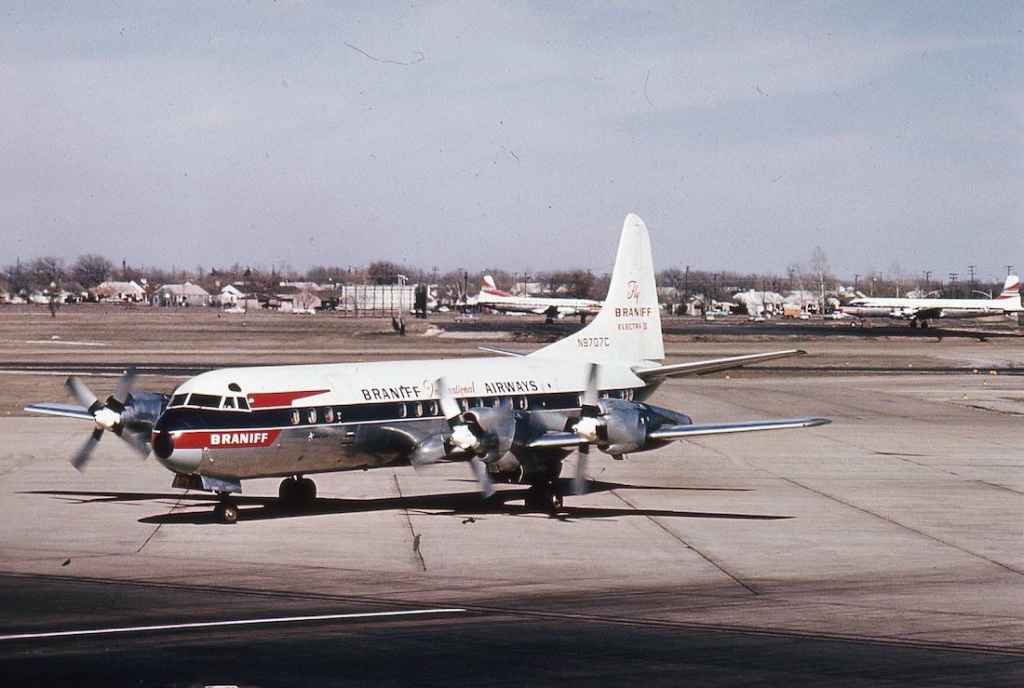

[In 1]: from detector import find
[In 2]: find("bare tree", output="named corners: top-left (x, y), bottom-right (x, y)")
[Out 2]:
top-left (72, 254), bottom-right (113, 289)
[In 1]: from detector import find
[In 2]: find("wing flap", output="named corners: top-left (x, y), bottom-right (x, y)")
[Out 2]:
top-left (24, 403), bottom-right (95, 421)
top-left (634, 349), bottom-right (806, 380)
top-left (649, 417), bottom-right (830, 440)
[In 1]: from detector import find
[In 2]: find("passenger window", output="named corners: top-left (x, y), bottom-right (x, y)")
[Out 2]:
top-left (426, 400), bottom-right (437, 416)
top-left (222, 397), bottom-right (236, 409)
top-left (414, 402), bottom-right (423, 417)
top-left (291, 409), bottom-right (300, 425)
top-left (335, 407), bottom-right (343, 422)
top-left (307, 408), bottom-right (317, 424)
top-left (325, 407), bottom-right (334, 423)
top-left (398, 404), bottom-right (408, 418)
top-left (458, 399), bottom-right (468, 412)
top-left (518, 396), bottom-right (527, 410)
top-left (237, 397), bottom-right (250, 410)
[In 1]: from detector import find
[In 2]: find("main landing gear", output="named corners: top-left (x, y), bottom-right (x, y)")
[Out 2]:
top-left (278, 475), bottom-right (317, 510)
top-left (524, 480), bottom-right (563, 516)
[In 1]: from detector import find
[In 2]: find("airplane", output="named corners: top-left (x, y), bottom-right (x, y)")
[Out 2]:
top-left (839, 275), bottom-right (1023, 328)
top-left (26, 214), bottom-right (829, 524)
top-left (476, 274), bottom-right (603, 324)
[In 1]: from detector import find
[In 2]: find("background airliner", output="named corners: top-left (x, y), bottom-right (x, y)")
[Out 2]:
top-left (26, 214), bottom-right (828, 523)
top-left (840, 275), bottom-right (1022, 328)
top-left (476, 275), bottom-right (603, 323)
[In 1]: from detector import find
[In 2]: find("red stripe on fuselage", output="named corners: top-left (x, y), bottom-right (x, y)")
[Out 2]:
top-left (172, 429), bottom-right (281, 449)
top-left (247, 389), bottom-right (330, 409)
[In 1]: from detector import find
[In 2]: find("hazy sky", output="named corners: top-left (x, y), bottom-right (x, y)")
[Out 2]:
top-left (3, 2), bottom-right (1021, 280)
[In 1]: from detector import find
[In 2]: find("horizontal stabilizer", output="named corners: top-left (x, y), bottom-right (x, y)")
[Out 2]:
top-left (648, 417), bottom-right (830, 440)
top-left (478, 346), bottom-right (527, 357)
top-left (23, 403), bottom-right (95, 421)
top-left (634, 349), bottom-right (805, 380)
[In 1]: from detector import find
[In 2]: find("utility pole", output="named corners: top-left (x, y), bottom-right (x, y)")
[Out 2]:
top-left (949, 272), bottom-right (959, 298)
top-left (853, 274), bottom-right (859, 293)
top-left (968, 265), bottom-right (976, 295)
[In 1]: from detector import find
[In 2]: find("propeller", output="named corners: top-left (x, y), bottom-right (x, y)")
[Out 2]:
top-left (571, 363), bottom-right (603, 495)
top-left (436, 377), bottom-right (495, 498)
top-left (64, 367), bottom-right (148, 471)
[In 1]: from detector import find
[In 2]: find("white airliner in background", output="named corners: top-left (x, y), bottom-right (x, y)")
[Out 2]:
top-left (840, 275), bottom-right (1022, 328)
top-left (27, 214), bottom-right (828, 523)
top-left (476, 275), bottom-right (603, 323)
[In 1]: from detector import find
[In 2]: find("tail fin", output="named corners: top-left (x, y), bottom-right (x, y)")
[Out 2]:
top-left (996, 275), bottom-right (1020, 301)
top-left (531, 213), bottom-right (663, 363)
top-left (995, 274), bottom-right (1019, 309)
top-left (480, 275), bottom-right (511, 297)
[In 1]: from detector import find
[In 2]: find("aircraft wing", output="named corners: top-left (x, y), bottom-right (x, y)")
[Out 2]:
top-left (634, 349), bottom-right (805, 380)
top-left (527, 416), bottom-right (829, 449)
top-left (528, 432), bottom-right (586, 449)
top-left (907, 307), bottom-right (943, 320)
top-left (648, 417), bottom-right (830, 439)
top-left (24, 403), bottom-right (94, 421)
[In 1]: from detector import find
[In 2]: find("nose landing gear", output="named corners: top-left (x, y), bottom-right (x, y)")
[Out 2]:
top-left (214, 498), bottom-right (239, 524)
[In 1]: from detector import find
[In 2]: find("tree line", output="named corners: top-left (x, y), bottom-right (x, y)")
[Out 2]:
top-left (1, 251), bottom-right (1011, 301)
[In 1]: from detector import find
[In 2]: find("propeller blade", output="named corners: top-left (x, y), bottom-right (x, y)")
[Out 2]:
top-left (110, 367), bottom-right (137, 410)
top-left (469, 456), bottom-right (495, 498)
top-left (581, 362), bottom-right (600, 414)
top-left (70, 427), bottom-right (104, 472)
top-left (573, 444), bottom-right (589, 496)
top-left (116, 429), bottom-right (151, 458)
top-left (435, 377), bottom-right (462, 425)
top-left (65, 377), bottom-right (99, 412)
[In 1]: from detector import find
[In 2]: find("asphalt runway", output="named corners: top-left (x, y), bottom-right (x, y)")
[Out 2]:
top-left (2, 574), bottom-right (1021, 687)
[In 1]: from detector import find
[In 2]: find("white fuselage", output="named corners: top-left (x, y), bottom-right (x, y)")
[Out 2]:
top-left (153, 356), bottom-right (650, 481)
top-left (476, 289), bottom-right (602, 318)
top-left (842, 296), bottom-right (1022, 320)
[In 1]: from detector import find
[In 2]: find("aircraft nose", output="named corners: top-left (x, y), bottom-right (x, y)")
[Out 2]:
top-left (152, 429), bottom-right (174, 459)
top-left (151, 420), bottom-right (201, 474)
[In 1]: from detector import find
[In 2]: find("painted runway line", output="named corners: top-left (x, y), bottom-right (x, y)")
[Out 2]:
top-left (0, 608), bottom-right (468, 641)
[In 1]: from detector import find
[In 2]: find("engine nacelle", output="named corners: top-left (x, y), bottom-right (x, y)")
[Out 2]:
top-left (596, 398), bottom-right (647, 455)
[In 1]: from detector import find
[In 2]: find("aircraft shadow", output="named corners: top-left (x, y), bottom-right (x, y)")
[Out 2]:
top-left (25, 479), bottom-right (786, 525)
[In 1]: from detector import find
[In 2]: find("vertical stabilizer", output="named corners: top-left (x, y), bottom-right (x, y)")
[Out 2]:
top-left (531, 213), bottom-right (664, 363)
top-left (995, 275), bottom-right (1022, 310)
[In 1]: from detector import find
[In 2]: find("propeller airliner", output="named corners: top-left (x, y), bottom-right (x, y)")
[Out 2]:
top-left (27, 214), bottom-right (829, 523)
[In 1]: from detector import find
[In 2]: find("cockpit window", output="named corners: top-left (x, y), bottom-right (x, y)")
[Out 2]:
top-left (222, 396), bottom-right (236, 409)
top-left (189, 393), bottom-right (222, 408)
top-left (237, 396), bottom-right (250, 410)
top-left (169, 393), bottom-right (189, 408)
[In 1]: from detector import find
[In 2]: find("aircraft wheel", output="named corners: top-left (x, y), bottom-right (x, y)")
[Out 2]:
top-left (279, 477), bottom-right (299, 506)
top-left (299, 477), bottom-right (317, 503)
top-left (215, 501), bottom-right (239, 524)
top-left (921, 320), bottom-right (930, 329)
top-left (910, 320), bottom-right (918, 328)
top-left (547, 489), bottom-right (564, 516)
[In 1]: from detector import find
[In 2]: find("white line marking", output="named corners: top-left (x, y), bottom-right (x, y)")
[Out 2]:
top-left (0, 608), bottom-right (468, 641)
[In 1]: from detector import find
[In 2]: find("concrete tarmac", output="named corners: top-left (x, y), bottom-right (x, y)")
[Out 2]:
top-left (1, 369), bottom-right (1023, 684)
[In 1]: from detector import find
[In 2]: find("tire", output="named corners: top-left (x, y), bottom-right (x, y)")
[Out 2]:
top-left (299, 478), bottom-right (317, 503)
top-left (279, 477), bottom-right (298, 505)
top-left (215, 502), bottom-right (239, 524)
